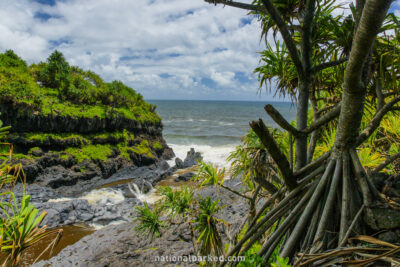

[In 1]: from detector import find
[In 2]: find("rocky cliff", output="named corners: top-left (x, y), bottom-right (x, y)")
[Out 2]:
top-left (0, 50), bottom-right (174, 195)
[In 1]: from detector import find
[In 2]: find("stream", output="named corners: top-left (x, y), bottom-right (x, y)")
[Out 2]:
top-left (15, 165), bottom-right (197, 266)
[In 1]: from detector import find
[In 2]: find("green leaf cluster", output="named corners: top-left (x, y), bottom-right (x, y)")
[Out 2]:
top-left (0, 50), bottom-right (160, 123)
top-left (193, 196), bottom-right (224, 257)
top-left (133, 203), bottom-right (166, 241)
top-left (158, 186), bottom-right (194, 218)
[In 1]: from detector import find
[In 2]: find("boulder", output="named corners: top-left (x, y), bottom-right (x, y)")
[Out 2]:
top-left (175, 148), bottom-right (203, 169)
top-left (174, 172), bottom-right (195, 182)
top-left (377, 231), bottom-right (399, 244)
top-left (183, 148), bottom-right (202, 168)
top-left (369, 207), bottom-right (400, 230)
top-left (175, 157), bottom-right (185, 169)
top-left (30, 147), bottom-right (44, 157)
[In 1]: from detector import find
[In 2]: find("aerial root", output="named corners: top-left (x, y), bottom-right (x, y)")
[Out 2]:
top-left (223, 150), bottom-right (381, 266)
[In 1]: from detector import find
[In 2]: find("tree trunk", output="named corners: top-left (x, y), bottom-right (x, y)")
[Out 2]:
top-left (224, 1), bottom-right (393, 265)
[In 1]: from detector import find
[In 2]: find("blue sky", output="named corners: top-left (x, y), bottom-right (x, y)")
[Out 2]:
top-left (0, 0), bottom-right (399, 101)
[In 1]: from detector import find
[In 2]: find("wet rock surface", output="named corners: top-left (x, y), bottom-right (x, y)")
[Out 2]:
top-left (175, 148), bottom-right (203, 169)
top-left (34, 222), bottom-right (197, 267)
top-left (2, 147), bottom-right (253, 267)
top-left (174, 172), bottom-right (195, 182)
top-left (9, 183), bottom-right (140, 228)
top-left (4, 149), bottom-right (202, 230)
top-left (33, 178), bottom-right (249, 267)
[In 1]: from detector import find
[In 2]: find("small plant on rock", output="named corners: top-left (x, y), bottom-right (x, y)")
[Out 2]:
top-left (133, 203), bottom-right (166, 240)
top-left (158, 186), bottom-right (194, 219)
top-left (193, 196), bottom-right (224, 257)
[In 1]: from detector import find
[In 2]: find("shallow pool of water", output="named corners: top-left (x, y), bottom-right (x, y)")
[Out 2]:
top-left (18, 224), bottom-right (95, 266)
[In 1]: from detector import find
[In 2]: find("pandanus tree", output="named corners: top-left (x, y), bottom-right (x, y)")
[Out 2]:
top-left (205, 0), bottom-right (399, 264)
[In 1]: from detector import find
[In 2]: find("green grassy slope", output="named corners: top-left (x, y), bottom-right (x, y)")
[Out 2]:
top-left (0, 50), bottom-right (168, 169)
top-left (0, 50), bottom-right (160, 123)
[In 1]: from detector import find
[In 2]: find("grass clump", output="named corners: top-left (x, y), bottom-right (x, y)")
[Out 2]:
top-left (25, 132), bottom-right (86, 144)
top-left (193, 161), bottom-right (225, 187)
top-left (158, 186), bottom-right (194, 218)
top-left (64, 144), bottom-right (113, 163)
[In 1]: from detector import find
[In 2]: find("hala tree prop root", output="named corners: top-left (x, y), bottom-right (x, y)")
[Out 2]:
top-left (222, 149), bottom-right (386, 266)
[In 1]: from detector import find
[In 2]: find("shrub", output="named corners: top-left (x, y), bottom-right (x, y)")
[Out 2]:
top-left (133, 203), bottom-right (165, 240)
top-left (193, 196), bottom-right (224, 257)
top-left (158, 186), bottom-right (194, 218)
top-left (192, 161), bottom-right (225, 187)
top-left (39, 50), bottom-right (71, 97)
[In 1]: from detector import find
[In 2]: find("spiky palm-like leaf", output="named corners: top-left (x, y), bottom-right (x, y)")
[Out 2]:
top-left (133, 203), bottom-right (166, 240)
top-left (193, 196), bottom-right (224, 257)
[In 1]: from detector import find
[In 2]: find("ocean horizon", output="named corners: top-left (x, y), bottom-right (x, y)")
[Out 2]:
top-left (149, 99), bottom-right (297, 167)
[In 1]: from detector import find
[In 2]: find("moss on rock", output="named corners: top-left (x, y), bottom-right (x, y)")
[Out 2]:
top-left (0, 50), bottom-right (173, 184)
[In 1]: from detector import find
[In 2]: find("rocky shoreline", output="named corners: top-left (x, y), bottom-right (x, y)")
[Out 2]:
top-left (7, 149), bottom-right (200, 229)
top-left (5, 147), bottom-right (252, 267)
top-left (33, 178), bottom-right (250, 267)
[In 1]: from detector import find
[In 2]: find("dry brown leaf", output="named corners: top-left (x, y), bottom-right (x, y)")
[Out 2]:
top-left (350, 235), bottom-right (399, 249)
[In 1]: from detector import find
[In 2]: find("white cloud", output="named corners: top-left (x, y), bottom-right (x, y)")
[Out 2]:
top-left (0, 0), bottom-right (269, 100)
top-left (0, 0), bottom-right (398, 101)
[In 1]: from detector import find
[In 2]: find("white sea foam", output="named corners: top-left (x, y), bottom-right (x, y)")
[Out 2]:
top-left (80, 188), bottom-right (125, 205)
top-left (47, 197), bottom-right (74, 203)
top-left (167, 143), bottom-right (236, 169)
top-left (89, 220), bottom-right (126, 230)
top-left (218, 122), bottom-right (235, 126)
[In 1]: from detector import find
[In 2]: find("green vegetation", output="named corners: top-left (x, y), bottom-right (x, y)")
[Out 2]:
top-left (0, 50), bottom-right (160, 123)
top-left (158, 186), bottom-right (194, 218)
top-left (203, 0), bottom-right (400, 266)
top-left (152, 141), bottom-right (162, 150)
top-left (0, 192), bottom-right (61, 266)
top-left (25, 132), bottom-right (86, 144)
top-left (132, 140), bottom-right (153, 158)
top-left (193, 196), bottom-right (224, 257)
top-left (18, 130), bottom-right (156, 163)
top-left (24, 130), bottom-right (135, 146)
top-left (193, 161), bottom-right (225, 187)
top-left (0, 121), bottom-right (61, 266)
top-left (64, 144), bottom-right (113, 163)
top-left (134, 183), bottom-right (226, 262)
top-left (133, 203), bottom-right (166, 240)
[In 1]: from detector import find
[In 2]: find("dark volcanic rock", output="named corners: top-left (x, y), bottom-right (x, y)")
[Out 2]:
top-left (31, 147), bottom-right (44, 157)
top-left (377, 231), bottom-right (399, 243)
top-left (34, 222), bottom-right (196, 267)
top-left (34, 179), bottom-right (250, 267)
top-left (0, 103), bottom-right (163, 135)
top-left (159, 160), bottom-right (170, 171)
top-left (175, 157), bottom-right (185, 168)
top-left (174, 172), bottom-right (195, 182)
top-left (175, 148), bottom-right (203, 169)
top-left (103, 163), bottom-right (174, 189)
top-left (371, 172), bottom-right (390, 192)
top-left (368, 207), bottom-right (400, 230)
top-left (161, 147), bottom-right (175, 160)
top-left (183, 148), bottom-right (202, 168)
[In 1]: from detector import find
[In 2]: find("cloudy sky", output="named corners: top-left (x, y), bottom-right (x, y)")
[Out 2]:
top-left (0, 0), bottom-right (399, 101)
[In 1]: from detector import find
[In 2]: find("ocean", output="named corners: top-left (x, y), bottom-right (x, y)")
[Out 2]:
top-left (149, 100), bottom-right (297, 168)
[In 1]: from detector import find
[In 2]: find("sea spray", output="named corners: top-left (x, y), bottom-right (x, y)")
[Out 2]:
top-left (167, 143), bottom-right (235, 169)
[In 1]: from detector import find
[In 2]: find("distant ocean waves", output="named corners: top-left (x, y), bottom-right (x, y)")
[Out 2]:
top-left (150, 100), bottom-right (296, 168)
top-left (165, 134), bottom-right (240, 145)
